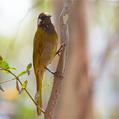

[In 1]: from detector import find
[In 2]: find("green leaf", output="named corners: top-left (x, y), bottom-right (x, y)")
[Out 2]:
top-left (26, 63), bottom-right (32, 71)
top-left (0, 60), bottom-right (9, 69)
top-left (22, 80), bottom-right (28, 89)
top-left (18, 71), bottom-right (27, 77)
top-left (0, 85), bottom-right (4, 92)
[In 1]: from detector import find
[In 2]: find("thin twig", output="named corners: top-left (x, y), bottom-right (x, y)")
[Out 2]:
top-left (0, 78), bottom-right (15, 85)
top-left (0, 68), bottom-right (45, 113)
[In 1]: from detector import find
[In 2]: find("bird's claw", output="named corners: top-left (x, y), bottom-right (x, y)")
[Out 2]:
top-left (45, 67), bottom-right (63, 79)
top-left (45, 67), bottom-right (55, 75)
top-left (56, 44), bottom-right (65, 56)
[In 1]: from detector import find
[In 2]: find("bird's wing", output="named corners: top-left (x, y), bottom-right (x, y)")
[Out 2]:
top-left (33, 28), bottom-right (45, 71)
top-left (33, 28), bottom-right (44, 54)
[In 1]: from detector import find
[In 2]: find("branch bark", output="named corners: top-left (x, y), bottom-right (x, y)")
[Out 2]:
top-left (44, 0), bottom-right (72, 119)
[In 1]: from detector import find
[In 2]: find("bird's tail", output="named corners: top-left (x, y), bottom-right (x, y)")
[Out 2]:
top-left (35, 69), bottom-right (44, 115)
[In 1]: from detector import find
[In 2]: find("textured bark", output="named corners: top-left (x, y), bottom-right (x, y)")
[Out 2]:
top-left (44, 0), bottom-right (72, 119)
top-left (55, 0), bottom-right (94, 119)
top-left (44, 49), bottom-right (65, 119)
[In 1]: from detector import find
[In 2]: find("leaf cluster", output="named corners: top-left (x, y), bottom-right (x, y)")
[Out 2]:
top-left (0, 55), bottom-right (32, 93)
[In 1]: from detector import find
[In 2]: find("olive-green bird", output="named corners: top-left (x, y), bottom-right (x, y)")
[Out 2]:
top-left (33, 13), bottom-right (58, 115)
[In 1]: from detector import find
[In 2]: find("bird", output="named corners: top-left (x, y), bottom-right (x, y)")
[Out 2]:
top-left (33, 13), bottom-right (58, 115)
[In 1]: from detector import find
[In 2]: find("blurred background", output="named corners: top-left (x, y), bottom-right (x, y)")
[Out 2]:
top-left (0, 0), bottom-right (56, 119)
top-left (0, 0), bottom-right (119, 119)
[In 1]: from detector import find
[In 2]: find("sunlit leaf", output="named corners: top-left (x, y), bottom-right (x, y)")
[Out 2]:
top-left (0, 60), bottom-right (9, 69)
top-left (18, 71), bottom-right (27, 77)
top-left (26, 63), bottom-right (32, 71)
top-left (22, 80), bottom-right (28, 89)
top-left (0, 85), bottom-right (4, 92)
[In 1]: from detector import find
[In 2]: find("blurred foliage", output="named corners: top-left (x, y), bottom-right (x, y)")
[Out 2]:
top-left (95, 1), bottom-right (119, 32)
top-left (13, 102), bottom-right (36, 119)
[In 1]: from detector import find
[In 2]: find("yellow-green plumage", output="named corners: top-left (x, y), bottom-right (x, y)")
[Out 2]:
top-left (33, 13), bottom-right (58, 115)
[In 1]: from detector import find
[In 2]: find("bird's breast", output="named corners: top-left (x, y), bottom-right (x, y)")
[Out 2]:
top-left (39, 31), bottom-right (58, 65)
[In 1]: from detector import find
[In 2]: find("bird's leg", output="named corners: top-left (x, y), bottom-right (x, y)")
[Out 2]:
top-left (45, 67), bottom-right (55, 75)
top-left (45, 67), bottom-right (64, 78)
top-left (45, 44), bottom-right (65, 76)
top-left (56, 44), bottom-right (65, 56)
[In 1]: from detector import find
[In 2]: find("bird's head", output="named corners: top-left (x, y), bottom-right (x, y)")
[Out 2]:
top-left (38, 13), bottom-right (51, 20)
top-left (37, 13), bottom-right (51, 26)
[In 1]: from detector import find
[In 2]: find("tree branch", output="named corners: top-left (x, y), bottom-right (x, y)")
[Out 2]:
top-left (0, 68), bottom-right (45, 114)
top-left (56, 1), bottom-right (94, 119)
top-left (44, 0), bottom-right (72, 119)
top-left (99, 38), bottom-right (119, 76)
top-left (0, 78), bottom-right (15, 85)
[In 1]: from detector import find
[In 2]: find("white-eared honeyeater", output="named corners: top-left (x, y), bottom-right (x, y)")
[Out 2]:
top-left (33, 13), bottom-right (58, 115)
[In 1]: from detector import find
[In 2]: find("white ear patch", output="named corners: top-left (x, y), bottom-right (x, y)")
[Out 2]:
top-left (37, 19), bottom-right (41, 25)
